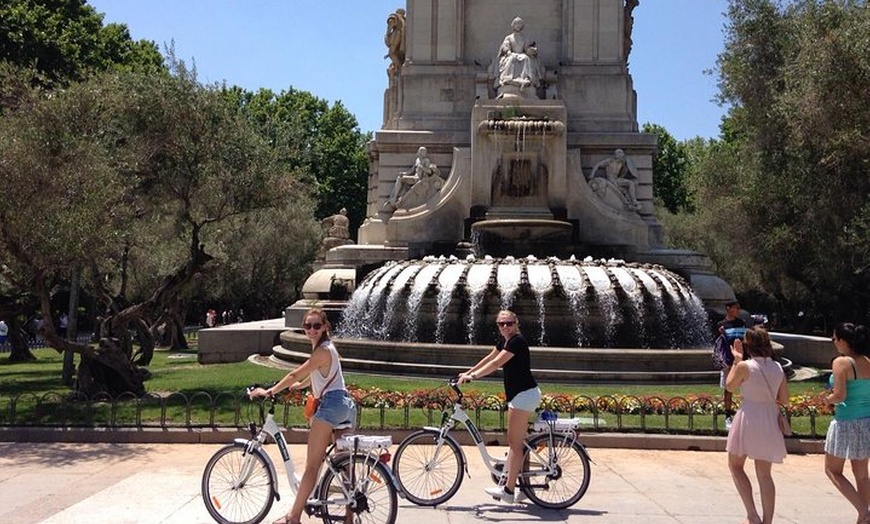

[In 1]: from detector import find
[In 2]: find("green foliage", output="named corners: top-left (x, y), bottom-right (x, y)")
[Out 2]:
top-left (0, 0), bottom-right (164, 85)
top-left (664, 0), bottom-right (869, 327)
top-left (226, 87), bottom-right (370, 238)
top-left (643, 122), bottom-right (694, 213)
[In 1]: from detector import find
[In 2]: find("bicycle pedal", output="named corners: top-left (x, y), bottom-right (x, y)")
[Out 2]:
top-left (303, 503), bottom-right (321, 517)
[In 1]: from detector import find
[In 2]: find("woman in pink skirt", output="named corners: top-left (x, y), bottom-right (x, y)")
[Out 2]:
top-left (725, 327), bottom-right (789, 524)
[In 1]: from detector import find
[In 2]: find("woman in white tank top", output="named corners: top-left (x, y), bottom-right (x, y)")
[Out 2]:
top-left (248, 308), bottom-right (356, 524)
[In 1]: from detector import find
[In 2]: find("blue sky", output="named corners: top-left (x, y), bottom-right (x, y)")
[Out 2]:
top-left (88, 0), bottom-right (730, 141)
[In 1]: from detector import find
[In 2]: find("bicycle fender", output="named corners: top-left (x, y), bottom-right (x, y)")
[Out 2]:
top-left (231, 440), bottom-right (282, 501)
top-left (576, 441), bottom-right (595, 465)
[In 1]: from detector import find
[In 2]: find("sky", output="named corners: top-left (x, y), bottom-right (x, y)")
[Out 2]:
top-left (87, 0), bottom-right (731, 141)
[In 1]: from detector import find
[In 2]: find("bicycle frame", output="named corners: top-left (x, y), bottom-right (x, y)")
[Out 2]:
top-left (237, 405), bottom-right (401, 512)
top-left (421, 381), bottom-right (586, 486)
top-left (234, 411), bottom-right (301, 499)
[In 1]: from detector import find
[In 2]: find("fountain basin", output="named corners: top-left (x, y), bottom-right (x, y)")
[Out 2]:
top-left (275, 330), bottom-right (718, 383)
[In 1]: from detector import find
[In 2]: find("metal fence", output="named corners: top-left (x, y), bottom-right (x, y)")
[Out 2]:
top-left (0, 391), bottom-right (831, 439)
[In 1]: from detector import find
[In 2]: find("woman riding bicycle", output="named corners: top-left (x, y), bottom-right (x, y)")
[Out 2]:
top-left (248, 308), bottom-right (357, 524)
top-left (458, 309), bottom-right (541, 503)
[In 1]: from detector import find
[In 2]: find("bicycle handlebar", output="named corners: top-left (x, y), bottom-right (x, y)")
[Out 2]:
top-left (448, 378), bottom-right (464, 400)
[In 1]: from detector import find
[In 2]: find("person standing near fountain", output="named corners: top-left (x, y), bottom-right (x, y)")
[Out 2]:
top-left (248, 308), bottom-right (357, 524)
top-left (823, 322), bottom-right (870, 524)
top-left (718, 300), bottom-right (747, 429)
top-left (458, 310), bottom-right (541, 503)
top-left (725, 327), bottom-right (788, 524)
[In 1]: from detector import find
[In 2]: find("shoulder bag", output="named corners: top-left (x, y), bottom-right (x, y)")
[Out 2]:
top-left (759, 361), bottom-right (792, 437)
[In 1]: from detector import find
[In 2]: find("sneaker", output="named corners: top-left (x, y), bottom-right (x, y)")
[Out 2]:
top-left (725, 416), bottom-right (733, 430)
top-left (485, 486), bottom-right (515, 503)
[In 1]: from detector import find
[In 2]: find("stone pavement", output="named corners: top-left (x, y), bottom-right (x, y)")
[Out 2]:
top-left (0, 440), bottom-right (858, 524)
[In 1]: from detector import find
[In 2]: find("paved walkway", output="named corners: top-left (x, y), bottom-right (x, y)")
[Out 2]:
top-left (0, 441), bottom-right (858, 524)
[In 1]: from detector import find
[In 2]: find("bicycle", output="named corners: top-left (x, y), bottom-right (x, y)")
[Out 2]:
top-left (392, 378), bottom-right (592, 509)
top-left (201, 387), bottom-right (400, 524)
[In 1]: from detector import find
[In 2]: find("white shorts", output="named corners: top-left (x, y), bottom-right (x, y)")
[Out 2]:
top-left (509, 387), bottom-right (542, 412)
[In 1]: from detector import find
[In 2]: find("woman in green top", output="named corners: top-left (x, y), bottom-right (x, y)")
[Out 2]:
top-left (824, 322), bottom-right (870, 524)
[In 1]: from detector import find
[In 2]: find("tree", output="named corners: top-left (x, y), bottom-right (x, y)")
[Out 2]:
top-left (226, 87), bottom-right (370, 238)
top-left (688, 0), bottom-right (870, 328)
top-left (0, 0), bottom-right (163, 85)
top-left (643, 123), bottom-right (694, 213)
top-left (0, 66), bottom-right (311, 394)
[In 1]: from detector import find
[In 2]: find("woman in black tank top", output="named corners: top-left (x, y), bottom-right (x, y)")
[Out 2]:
top-left (458, 310), bottom-right (541, 504)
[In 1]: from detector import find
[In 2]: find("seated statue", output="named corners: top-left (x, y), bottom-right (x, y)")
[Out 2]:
top-left (323, 207), bottom-right (350, 239)
top-left (493, 17), bottom-right (544, 98)
top-left (587, 149), bottom-right (642, 212)
top-left (317, 208), bottom-right (353, 260)
top-left (383, 146), bottom-right (442, 212)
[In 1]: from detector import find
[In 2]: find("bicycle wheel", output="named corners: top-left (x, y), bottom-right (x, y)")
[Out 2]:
top-left (519, 432), bottom-right (591, 509)
top-left (392, 430), bottom-right (464, 506)
top-left (202, 443), bottom-right (275, 524)
top-left (316, 454), bottom-right (398, 524)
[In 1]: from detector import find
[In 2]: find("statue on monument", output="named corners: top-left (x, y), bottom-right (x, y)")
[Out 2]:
top-left (587, 149), bottom-right (642, 212)
top-left (624, 0), bottom-right (640, 60)
top-left (383, 146), bottom-right (442, 214)
top-left (384, 8), bottom-right (406, 77)
top-left (317, 207), bottom-right (354, 260)
top-left (492, 17), bottom-right (544, 98)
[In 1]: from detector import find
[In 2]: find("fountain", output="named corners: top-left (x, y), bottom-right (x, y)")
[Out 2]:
top-left (339, 256), bottom-right (709, 350)
top-left (278, 1), bottom-right (737, 382)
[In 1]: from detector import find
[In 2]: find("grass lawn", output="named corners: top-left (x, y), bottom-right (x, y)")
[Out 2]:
top-left (1, 346), bottom-right (830, 397)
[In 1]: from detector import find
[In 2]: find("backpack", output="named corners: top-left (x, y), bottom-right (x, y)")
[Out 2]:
top-left (711, 327), bottom-right (746, 370)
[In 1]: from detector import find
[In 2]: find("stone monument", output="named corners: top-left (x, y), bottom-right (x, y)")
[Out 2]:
top-left (298, 0), bottom-right (735, 322)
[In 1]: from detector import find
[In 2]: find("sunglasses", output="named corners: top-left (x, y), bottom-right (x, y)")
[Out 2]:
top-left (302, 322), bottom-right (323, 331)
top-left (496, 321), bottom-right (516, 327)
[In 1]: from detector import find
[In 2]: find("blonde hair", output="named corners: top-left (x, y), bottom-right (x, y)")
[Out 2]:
top-left (497, 310), bottom-right (521, 332)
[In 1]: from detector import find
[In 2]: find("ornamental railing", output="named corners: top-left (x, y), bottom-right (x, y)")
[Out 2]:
top-left (0, 391), bottom-right (830, 438)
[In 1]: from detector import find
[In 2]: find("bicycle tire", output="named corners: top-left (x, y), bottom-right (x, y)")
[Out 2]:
top-left (392, 429), bottom-right (464, 506)
top-left (202, 442), bottom-right (275, 524)
top-left (519, 432), bottom-right (591, 509)
top-left (316, 453), bottom-right (398, 524)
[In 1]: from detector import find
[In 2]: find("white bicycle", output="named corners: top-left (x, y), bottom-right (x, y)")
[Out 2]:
top-left (201, 387), bottom-right (400, 524)
top-left (392, 378), bottom-right (592, 509)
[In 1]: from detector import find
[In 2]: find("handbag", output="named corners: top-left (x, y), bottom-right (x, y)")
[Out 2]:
top-left (777, 411), bottom-right (793, 437)
top-left (304, 366), bottom-right (340, 422)
top-left (759, 362), bottom-right (792, 437)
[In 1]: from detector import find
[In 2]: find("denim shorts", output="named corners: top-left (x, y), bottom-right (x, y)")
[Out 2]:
top-left (508, 387), bottom-right (542, 413)
top-left (313, 389), bottom-right (357, 428)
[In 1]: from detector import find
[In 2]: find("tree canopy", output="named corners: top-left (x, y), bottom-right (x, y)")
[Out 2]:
top-left (0, 0), bottom-right (163, 85)
top-left (225, 87), bottom-right (370, 237)
top-left (663, 0), bottom-right (869, 329)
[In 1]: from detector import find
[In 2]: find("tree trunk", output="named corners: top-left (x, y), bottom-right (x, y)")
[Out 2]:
top-left (169, 314), bottom-right (188, 350)
top-left (62, 267), bottom-right (81, 386)
top-left (6, 316), bottom-right (35, 362)
top-left (75, 338), bottom-right (147, 398)
top-left (132, 317), bottom-right (155, 366)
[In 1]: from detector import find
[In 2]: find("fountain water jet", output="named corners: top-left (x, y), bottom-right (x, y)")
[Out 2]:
top-left (337, 256), bottom-right (709, 350)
